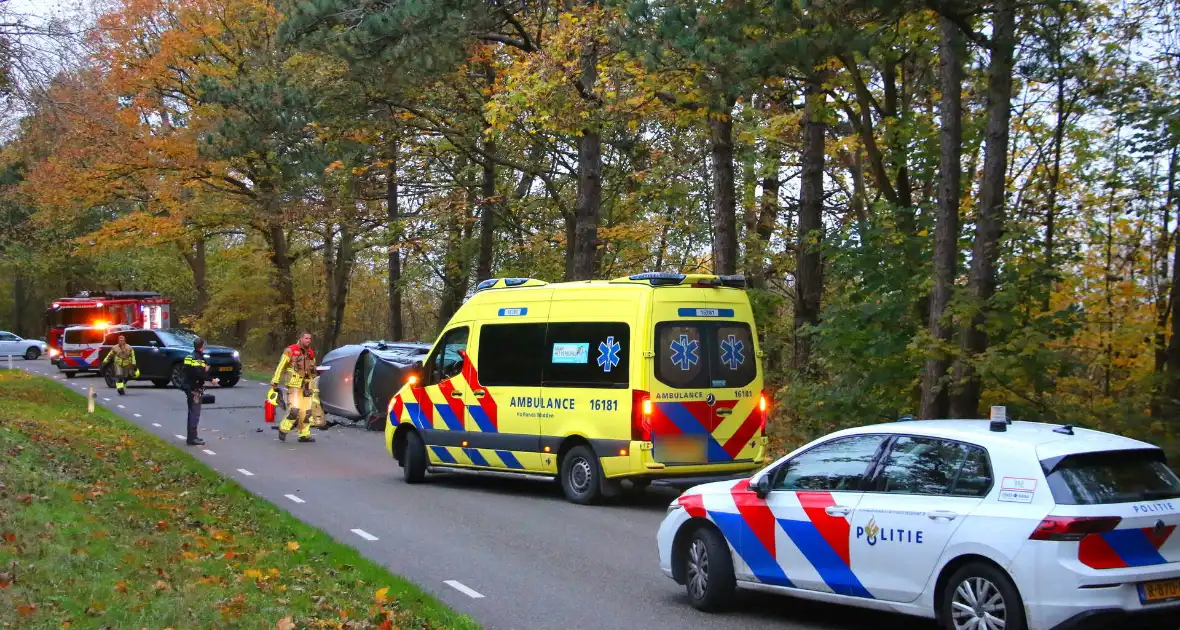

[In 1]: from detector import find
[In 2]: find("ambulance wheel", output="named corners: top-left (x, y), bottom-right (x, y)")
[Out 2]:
top-left (684, 524), bottom-right (736, 612)
top-left (560, 445), bottom-right (602, 505)
top-left (403, 430), bottom-right (427, 483)
top-left (151, 379), bottom-right (169, 388)
top-left (24, 347), bottom-right (40, 360)
top-left (939, 561), bottom-right (1026, 630)
top-left (219, 378), bottom-right (238, 388)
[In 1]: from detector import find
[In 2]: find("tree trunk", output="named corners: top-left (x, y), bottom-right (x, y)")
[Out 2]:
top-left (265, 219), bottom-right (299, 351)
top-left (1043, 70), bottom-right (1067, 311)
top-left (12, 271), bottom-right (27, 337)
top-left (387, 140), bottom-right (404, 341)
top-left (437, 202), bottom-right (466, 334)
top-left (180, 236), bottom-right (208, 318)
top-left (710, 105), bottom-right (738, 276)
top-left (328, 222), bottom-right (354, 349)
top-left (920, 17), bottom-right (965, 420)
top-left (477, 139), bottom-right (497, 282)
top-left (568, 42), bottom-right (601, 281)
top-left (792, 79), bottom-right (827, 375)
top-left (746, 146), bottom-right (779, 289)
top-left (949, 1), bottom-right (1016, 419)
top-left (323, 225), bottom-right (338, 346)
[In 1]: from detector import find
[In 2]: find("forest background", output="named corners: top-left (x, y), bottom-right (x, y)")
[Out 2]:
top-left (0, 0), bottom-right (1177, 458)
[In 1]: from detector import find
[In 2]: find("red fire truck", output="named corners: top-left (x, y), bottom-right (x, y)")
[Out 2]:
top-left (44, 291), bottom-right (171, 357)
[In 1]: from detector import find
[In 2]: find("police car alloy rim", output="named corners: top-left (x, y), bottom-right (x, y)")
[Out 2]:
top-left (569, 456), bottom-right (593, 494)
top-left (951, 576), bottom-right (1006, 630)
top-left (686, 538), bottom-right (709, 600)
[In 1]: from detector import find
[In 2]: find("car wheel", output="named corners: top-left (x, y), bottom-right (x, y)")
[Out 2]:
top-left (24, 347), bottom-right (40, 360)
top-left (64, 371), bottom-right (77, 379)
top-left (151, 379), bottom-right (169, 388)
top-left (683, 525), bottom-right (736, 612)
top-left (940, 562), bottom-right (1027, 630)
top-left (102, 366), bottom-right (116, 388)
top-left (403, 430), bottom-right (427, 483)
top-left (559, 445), bottom-right (602, 505)
top-left (170, 364), bottom-right (185, 389)
top-left (219, 377), bottom-right (238, 388)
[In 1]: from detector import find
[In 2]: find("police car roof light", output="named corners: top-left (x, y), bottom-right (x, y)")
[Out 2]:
top-left (1053, 424), bottom-right (1075, 435)
top-left (628, 272), bottom-right (686, 286)
top-left (989, 405), bottom-right (1008, 432)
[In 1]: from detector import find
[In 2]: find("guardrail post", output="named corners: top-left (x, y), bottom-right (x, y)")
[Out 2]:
top-left (88, 386), bottom-right (95, 413)
top-left (6, 354), bottom-right (12, 370)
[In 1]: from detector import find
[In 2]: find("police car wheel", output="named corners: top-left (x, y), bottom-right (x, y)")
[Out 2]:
top-left (403, 430), bottom-right (427, 483)
top-left (684, 525), bottom-right (736, 611)
top-left (560, 445), bottom-right (601, 504)
top-left (940, 562), bottom-right (1026, 630)
top-left (64, 371), bottom-right (76, 379)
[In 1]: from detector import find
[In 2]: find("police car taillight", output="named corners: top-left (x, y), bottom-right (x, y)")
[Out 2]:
top-left (1029, 516), bottom-right (1121, 541)
top-left (632, 390), bottom-right (652, 441)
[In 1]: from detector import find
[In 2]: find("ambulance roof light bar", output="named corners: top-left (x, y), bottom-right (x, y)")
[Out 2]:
top-left (475, 277), bottom-right (550, 292)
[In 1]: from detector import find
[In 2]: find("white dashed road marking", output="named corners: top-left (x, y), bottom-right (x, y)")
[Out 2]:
top-left (445, 580), bottom-right (485, 599)
top-left (285, 494), bottom-right (305, 504)
top-left (135, 413), bottom-right (143, 418)
top-left (117, 404), bottom-right (125, 409)
top-left (351, 529), bottom-right (378, 541)
top-left (237, 469), bottom-right (254, 476)
top-left (202, 449), bottom-right (216, 455)
top-left (152, 423), bottom-right (161, 427)
top-left (103, 397), bottom-right (111, 402)
top-left (175, 434), bottom-right (186, 440)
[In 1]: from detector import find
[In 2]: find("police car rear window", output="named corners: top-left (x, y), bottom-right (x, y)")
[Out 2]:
top-left (1043, 449), bottom-right (1180, 505)
top-left (655, 322), bottom-right (756, 389)
top-left (65, 329), bottom-right (105, 344)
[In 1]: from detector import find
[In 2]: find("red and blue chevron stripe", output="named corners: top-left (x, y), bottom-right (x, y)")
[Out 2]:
top-left (677, 483), bottom-right (872, 598)
top-left (654, 401), bottom-right (762, 462)
top-left (1079, 525), bottom-right (1175, 569)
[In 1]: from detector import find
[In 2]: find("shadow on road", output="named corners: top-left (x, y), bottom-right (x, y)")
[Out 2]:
top-left (423, 471), bottom-right (687, 510)
top-left (658, 589), bottom-right (936, 629)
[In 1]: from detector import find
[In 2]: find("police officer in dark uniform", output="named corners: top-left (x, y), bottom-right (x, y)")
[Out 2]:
top-left (182, 338), bottom-right (209, 446)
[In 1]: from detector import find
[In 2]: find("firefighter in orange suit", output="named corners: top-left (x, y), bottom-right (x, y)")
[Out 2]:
top-left (271, 332), bottom-right (317, 443)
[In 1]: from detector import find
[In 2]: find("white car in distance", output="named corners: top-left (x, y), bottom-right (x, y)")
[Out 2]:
top-left (657, 407), bottom-right (1180, 630)
top-left (0, 330), bottom-right (48, 360)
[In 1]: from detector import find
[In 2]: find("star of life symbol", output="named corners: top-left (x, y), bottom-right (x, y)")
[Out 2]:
top-left (597, 336), bottom-right (621, 372)
top-left (670, 334), bottom-right (699, 371)
top-left (720, 334), bottom-right (745, 370)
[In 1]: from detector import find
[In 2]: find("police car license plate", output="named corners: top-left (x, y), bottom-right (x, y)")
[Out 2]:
top-left (654, 435), bottom-right (707, 463)
top-left (1140, 578), bottom-right (1180, 603)
top-left (219, 366), bottom-right (234, 372)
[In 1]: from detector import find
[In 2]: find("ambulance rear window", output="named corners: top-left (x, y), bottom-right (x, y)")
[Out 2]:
top-left (655, 322), bottom-right (756, 389)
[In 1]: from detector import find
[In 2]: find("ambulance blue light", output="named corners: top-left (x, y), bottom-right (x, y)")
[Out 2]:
top-left (503, 278), bottom-right (530, 286)
top-left (718, 274), bottom-right (747, 288)
top-left (628, 272), bottom-right (686, 286)
top-left (476, 279), bottom-right (498, 291)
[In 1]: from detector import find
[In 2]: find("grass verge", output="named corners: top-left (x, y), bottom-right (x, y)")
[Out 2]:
top-left (0, 370), bottom-right (480, 630)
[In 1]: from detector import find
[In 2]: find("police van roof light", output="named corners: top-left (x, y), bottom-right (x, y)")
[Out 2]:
top-left (628, 272), bottom-right (686, 286)
top-left (989, 406), bottom-right (1009, 432)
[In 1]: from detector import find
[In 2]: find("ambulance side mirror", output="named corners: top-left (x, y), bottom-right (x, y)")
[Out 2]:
top-left (752, 473), bottom-right (772, 499)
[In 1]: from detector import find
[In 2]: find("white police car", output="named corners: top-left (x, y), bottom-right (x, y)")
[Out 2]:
top-left (656, 408), bottom-right (1180, 630)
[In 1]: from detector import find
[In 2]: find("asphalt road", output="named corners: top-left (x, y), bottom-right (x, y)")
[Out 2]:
top-left (13, 360), bottom-right (933, 630)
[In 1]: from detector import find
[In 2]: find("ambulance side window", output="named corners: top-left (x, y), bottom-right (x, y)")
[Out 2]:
top-left (428, 327), bottom-right (469, 385)
top-left (478, 323), bottom-right (546, 386)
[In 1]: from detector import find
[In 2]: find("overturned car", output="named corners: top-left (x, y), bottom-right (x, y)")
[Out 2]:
top-left (317, 341), bottom-right (429, 430)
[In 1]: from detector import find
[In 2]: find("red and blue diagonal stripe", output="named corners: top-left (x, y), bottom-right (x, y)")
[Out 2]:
top-left (434, 380), bottom-right (466, 431)
top-left (1080, 526), bottom-right (1175, 569)
top-left (653, 402), bottom-right (729, 461)
top-left (461, 350), bottom-right (498, 432)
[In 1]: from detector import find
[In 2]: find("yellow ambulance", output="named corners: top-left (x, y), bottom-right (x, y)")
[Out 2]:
top-left (384, 272), bottom-right (770, 504)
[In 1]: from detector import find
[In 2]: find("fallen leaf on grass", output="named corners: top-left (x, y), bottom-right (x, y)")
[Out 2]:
top-left (275, 616), bottom-right (295, 630)
top-left (182, 551), bottom-right (198, 560)
top-left (155, 520), bottom-right (170, 531)
top-left (244, 568), bottom-right (263, 580)
top-left (154, 580), bottom-right (171, 592)
top-left (285, 541), bottom-right (300, 552)
top-left (114, 581), bottom-right (127, 593)
top-left (85, 600), bottom-right (106, 616)
top-left (17, 604), bottom-right (36, 616)
top-left (0, 574), bottom-right (11, 589)
top-left (374, 587), bottom-right (390, 603)
top-left (2, 533), bottom-right (15, 543)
